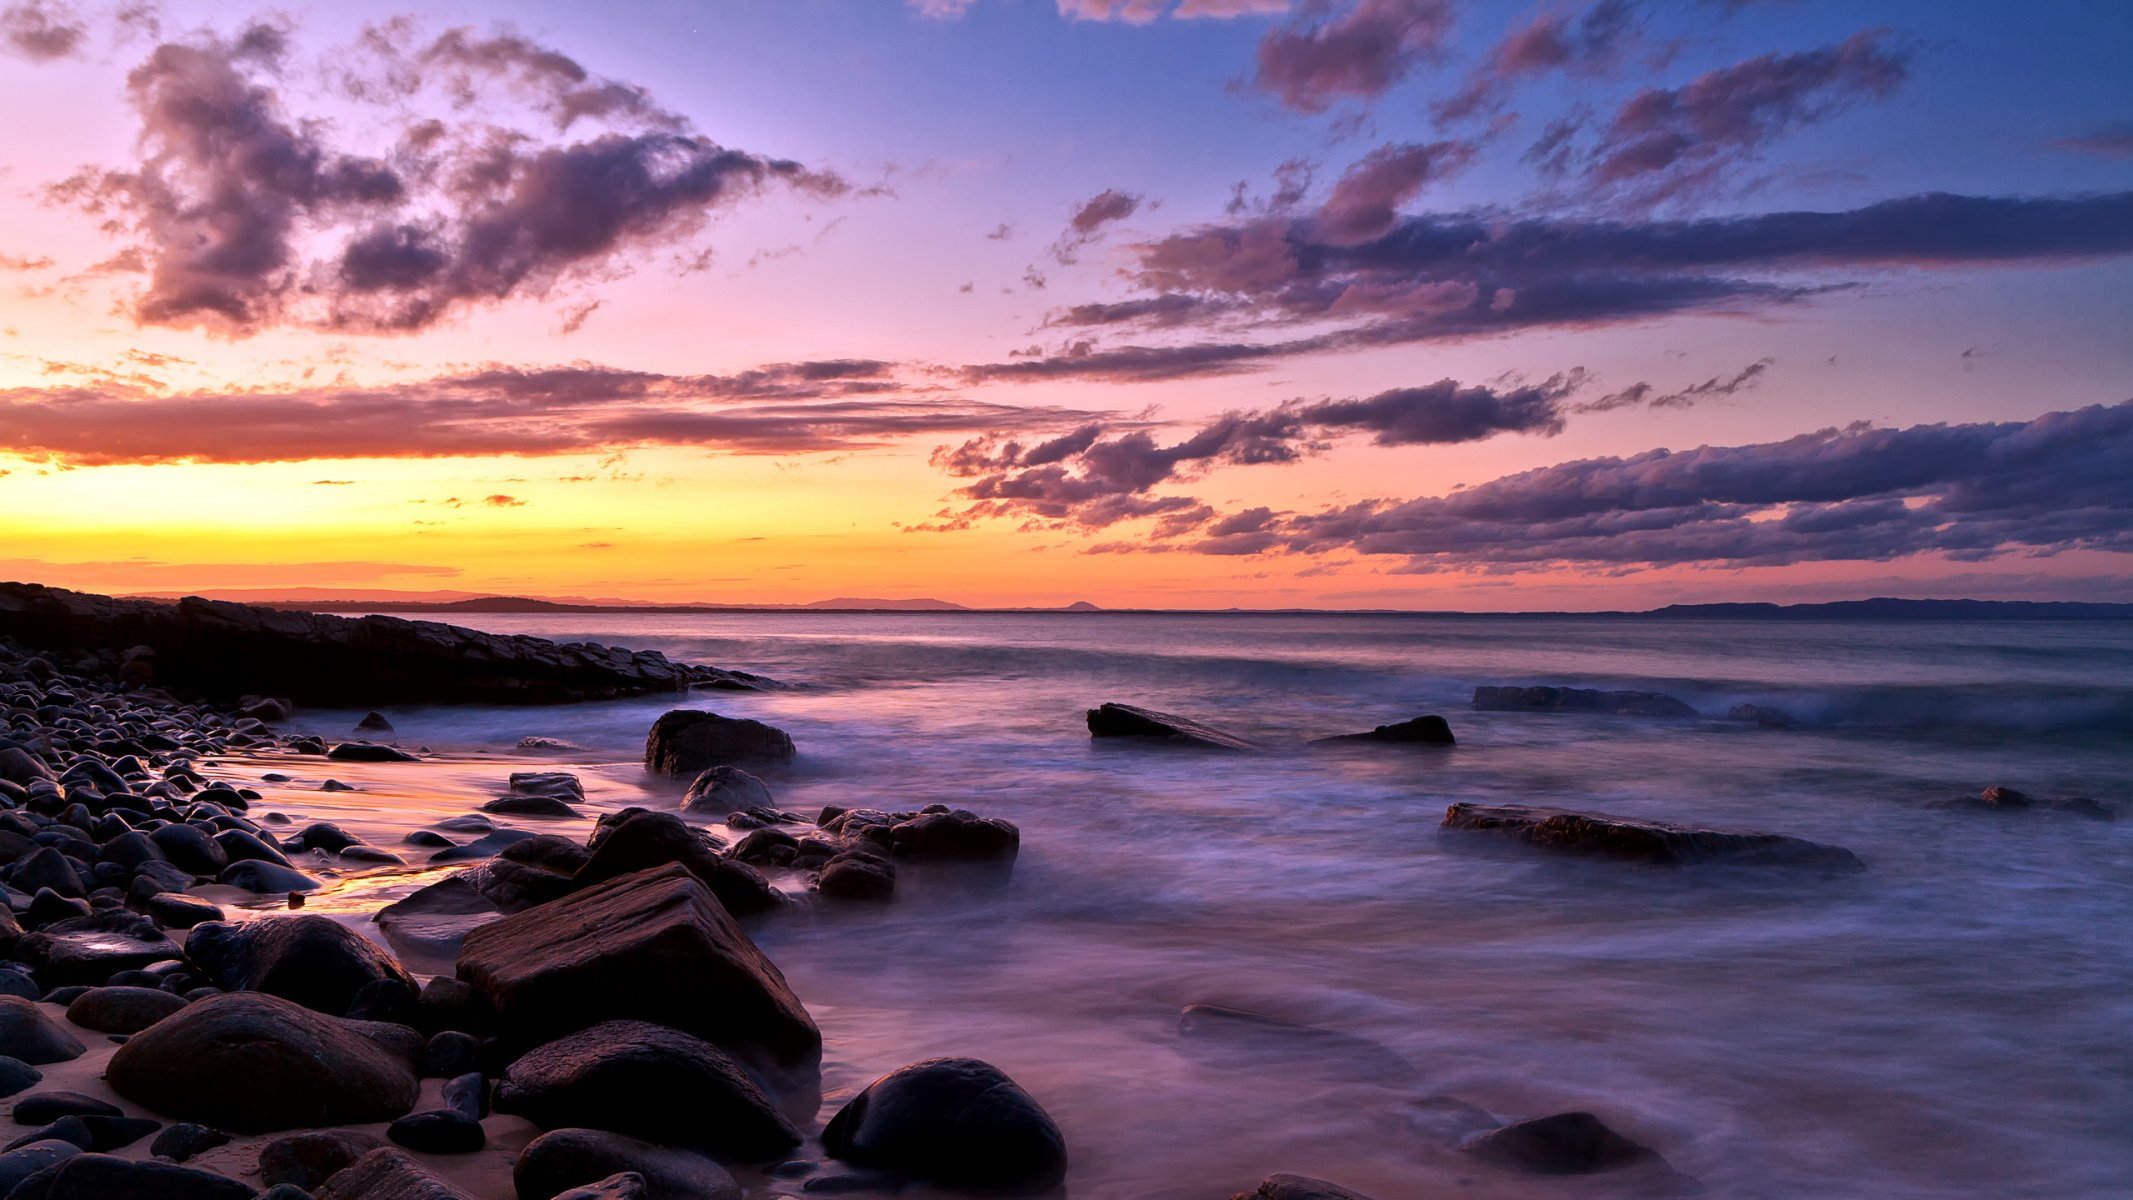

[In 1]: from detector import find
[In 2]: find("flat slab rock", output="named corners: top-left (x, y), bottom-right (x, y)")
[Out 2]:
top-left (1443, 803), bottom-right (1864, 870)
top-left (1472, 685), bottom-right (1698, 718)
top-left (1086, 702), bottom-right (1256, 750)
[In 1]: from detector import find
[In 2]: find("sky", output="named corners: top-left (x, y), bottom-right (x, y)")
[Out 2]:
top-left (0, 0), bottom-right (2128, 609)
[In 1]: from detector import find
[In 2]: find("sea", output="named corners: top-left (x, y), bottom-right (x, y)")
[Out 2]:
top-left (268, 611), bottom-right (2133, 1200)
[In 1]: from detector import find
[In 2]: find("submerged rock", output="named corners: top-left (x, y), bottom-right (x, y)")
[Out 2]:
top-left (821, 1057), bottom-right (1066, 1190)
top-left (1726, 703), bottom-right (1799, 728)
top-left (1461, 1111), bottom-right (1662, 1175)
top-left (644, 711), bottom-right (795, 777)
top-left (105, 992), bottom-right (420, 1132)
top-left (1442, 802), bottom-right (1864, 870)
top-left (1312, 714), bottom-right (1455, 745)
top-left (1473, 686), bottom-right (1698, 718)
top-left (1232, 1175), bottom-right (1381, 1200)
top-left (456, 864), bottom-right (820, 1072)
top-left (1931, 786), bottom-right (2118, 821)
top-left (1086, 702), bottom-right (1256, 750)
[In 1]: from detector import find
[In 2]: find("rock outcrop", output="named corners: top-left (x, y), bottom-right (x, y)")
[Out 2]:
top-left (1313, 714), bottom-right (1455, 745)
top-left (1442, 803), bottom-right (1864, 870)
top-left (644, 711), bottom-right (796, 776)
top-left (1086, 702), bottom-right (1256, 750)
top-left (821, 1057), bottom-right (1066, 1190)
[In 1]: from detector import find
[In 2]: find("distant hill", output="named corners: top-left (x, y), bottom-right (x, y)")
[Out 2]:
top-left (1061, 600), bottom-right (1103, 611)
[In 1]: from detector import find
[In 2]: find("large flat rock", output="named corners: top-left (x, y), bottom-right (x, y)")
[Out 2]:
top-left (1442, 803), bottom-right (1864, 870)
top-left (1086, 702), bottom-right (1257, 750)
top-left (456, 864), bottom-right (820, 1072)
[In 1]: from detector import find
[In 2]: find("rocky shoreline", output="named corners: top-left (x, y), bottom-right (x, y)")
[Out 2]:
top-left (0, 587), bottom-right (2110, 1199)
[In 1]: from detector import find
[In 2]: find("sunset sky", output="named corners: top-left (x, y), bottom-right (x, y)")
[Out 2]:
top-left (1, 0), bottom-right (2128, 608)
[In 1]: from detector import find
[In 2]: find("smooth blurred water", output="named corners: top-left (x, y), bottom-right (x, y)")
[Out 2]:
top-left (288, 613), bottom-right (2133, 1199)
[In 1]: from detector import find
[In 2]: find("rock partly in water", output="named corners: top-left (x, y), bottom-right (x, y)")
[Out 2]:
top-left (1442, 802), bottom-right (1865, 870)
top-left (1726, 703), bottom-right (1799, 728)
top-left (573, 809), bottom-right (779, 919)
top-left (1472, 685), bottom-right (1698, 718)
top-left (15, 910), bottom-right (183, 986)
top-left (513, 1128), bottom-right (742, 1200)
top-left (1086, 702), bottom-right (1256, 750)
top-left (105, 992), bottom-right (420, 1132)
top-left (821, 1057), bottom-right (1066, 1190)
top-left (1931, 786), bottom-right (2119, 821)
top-left (644, 711), bottom-right (796, 777)
top-left (183, 916), bottom-right (417, 1016)
top-left (679, 767), bottom-right (774, 814)
top-left (456, 864), bottom-right (820, 1073)
top-left (328, 743), bottom-right (420, 764)
top-left (1312, 714), bottom-right (1455, 745)
top-left (1231, 1175), bottom-right (1381, 1200)
top-left (494, 1020), bottom-right (800, 1160)
top-left (1461, 1111), bottom-right (1663, 1175)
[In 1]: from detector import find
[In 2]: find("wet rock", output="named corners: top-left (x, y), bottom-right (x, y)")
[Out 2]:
top-left (1726, 703), bottom-right (1799, 728)
top-left (1461, 1111), bottom-right (1661, 1175)
top-left (513, 1128), bottom-right (742, 1200)
top-left (815, 853), bottom-right (895, 903)
top-left (643, 710), bottom-right (795, 778)
top-left (680, 767), bottom-right (773, 814)
top-left (1086, 702), bottom-right (1256, 750)
top-left (327, 743), bottom-right (420, 764)
top-left (509, 773), bottom-right (585, 800)
top-left (258, 1130), bottom-right (386, 1190)
top-left (518, 737), bottom-right (590, 756)
top-left (25, 1152), bottom-right (256, 1199)
top-left (821, 1057), bottom-right (1066, 1190)
top-left (1312, 714), bottom-right (1455, 745)
top-left (1932, 786), bottom-right (2119, 821)
top-left (64, 986), bottom-right (188, 1034)
top-left (552, 1173), bottom-right (649, 1200)
top-left (495, 1020), bottom-right (800, 1160)
top-left (1232, 1175), bottom-right (1380, 1200)
top-left (355, 712), bottom-right (395, 734)
top-left (8, 849), bottom-right (86, 899)
top-left (374, 878), bottom-right (504, 964)
top-left (574, 809), bottom-right (779, 919)
top-left (314, 1147), bottom-right (477, 1200)
top-left (1472, 685), bottom-right (1697, 718)
top-left (142, 893), bottom-right (226, 929)
top-left (1177, 1004), bottom-right (1410, 1081)
top-left (149, 1122), bottom-right (231, 1163)
top-left (481, 795), bottom-right (582, 819)
top-left (105, 992), bottom-right (420, 1132)
top-left (428, 828), bottom-right (538, 865)
top-left (386, 1109), bottom-right (485, 1155)
top-left (456, 864), bottom-right (820, 1073)
top-left (217, 860), bottom-right (321, 894)
top-left (889, 809), bottom-right (1019, 864)
top-left (17, 909), bottom-right (183, 987)
top-left (1442, 802), bottom-right (1865, 870)
top-left (184, 916), bottom-right (417, 1016)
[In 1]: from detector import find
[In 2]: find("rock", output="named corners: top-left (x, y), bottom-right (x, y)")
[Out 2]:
top-left (148, 822), bottom-right (229, 876)
top-left (815, 855), bottom-right (895, 903)
top-left (64, 986), bottom-right (188, 1034)
top-left (1086, 702), bottom-right (1256, 750)
top-left (1472, 685), bottom-right (1698, 718)
top-left (386, 1109), bottom-right (484, 1155)
top-left (143, 894), bottom-right (226, 929)
top-left (1933, 786), bottom-right (2119, 821)
top-left (1442, 802), bottom-right (1865, 870)
top-left (679, 767), bottom-right (773, 814)
top-left (355, 712), bottom-right (395, 733)
top-left (1461, 1111), bottom-right (1661, 1175)
top-left (1231, 1175), bottom-right (1380, 1200)
top-left (0, 973), bottom-right (33, 1002)
top-left (0, 1058), bottom-right (41, 1098)
top-left (494, 1020), bottom-right (799, 1160)
top-left (217, 860), bottom-right (320, 893)
top-left (643, 711), bottom-right (795, 778)
top-left (517, 737), bottom-right (590, 756)
top-left (1313, 714), bottom-right (1455, 745)
top-left (328, 744), bottom-right (420, 764)
top-left (14, 1113), bottom-right (161, 1152)
top-left (509, 773), bottom-right (585, 800)
top-left (13, 1092), bottom-right (120, 1123)
top-left (321, 780), bottom-right (355, 792)
top-left (105, 992), bottom-right (420, 1132)
top-left (0, 1000), bottom-right (85, 1065)
top-left (888, 810), bottom-right (1019, 864)
top-left (0, 1141), bottom-right (78, 1193)
top-left (1177, 1004), bottom-right (1410, 1081)
top-left (456, 864), bottom-right (819, 1073)
top-left (27, 1153), bottom-right (256, 1199)
top-left (552, 1173), bottom-right (649, 1200)
top-left (573, 810), bottom-right (779, 919)
top-left (258, 1130), bottom-right (386, 1190)
top-left (314, 1147), bottom-right (477, 1200)
top-left (0, 748), bottom-right (55, 787)
top-left (183, 916), bottom-right (417, 1016)
top-left (513, 1129), bottom-right (742, 1200)
top-left (428, 829), bottom-right (539, 865)
top-left (149, 1123), bottom-right (231, 1163)
top-left (821, 1057), bottom-right (1066, 1190)
top-left (8, 849), bottom-right (85, 899)
top-left (243, 698), bottom-right (296, 723)
top-left (294, 824), bottom-right (361, 854)
top-left (481, 795), bottom-right (583, 818)
top-left (1726, 703), bottom-right (1799, 728)
top-left (374, 878), bottom-right (504, 964)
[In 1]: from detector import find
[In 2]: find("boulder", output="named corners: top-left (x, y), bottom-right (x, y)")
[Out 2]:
top-left (64, 986), bottom-right (188, 1034)
top-left (374, 877), bottom-right (504, 964)
top-left (494, 1020), bottom-right (799, 1160)
top-left (22, 1153), bottom-right (256, 1200)
top-left (386, 1109), bottom-right (484, 1155)
top-left (258, 1130), bottom-right (386, 1190)
top-left (509, 773), bottom-right (584, 800)
top-left (821, 1057), bottom-right (1066, 1190)
top-left (816, 854), bottom-right (895, 903)
top-left (328, 743), bottom-right (420, 764)
top-left (0, 1141), bottom-right (78, 1193)
top-left (314, 1147), bottom-right (478, 1200)
top-left (573, 810), bottom-right (779, 919)
top-left (0, 1058), bottom-right (41, 1098)
top-left (1086, 702), bottom-right (1255, 750)
top-left (13, 1092), bottom-right (119, 1123)
top-left (1441, 803), bottom-right (1864, 870)
top-left (1461, 1111), bottom-right (1661, 1174)
top-left (1312, 714), bottom-right (1455, 745)
top-left (184, 916), bottom-right (417, 1016)
top-left (1232, 1175), bottom-right (1380, 1200)
top-left (217, 860), bottom-right (321, 893)
top-left (149, 1123), bottom-right (232, 1163)
top-left (456, 865), bottom-right (819, 1072)
top-left (679, 767), bottom-right (773, 814)
top-left (1472, 686), bottom-right (1697, 718)
top-left (513, 1128), bottom-right (742, 1200)
top-left (553, 1174), bottom-right (648, 1200)
top-left (355, 712), bottom-right (395, 733)
top-left (105, 992), bottom-right (420, 1132)
top-left (481, 795), bottom-right (582, 819)
top-left (15, 910), bottom-right (183, 987)
top-left (643, 711), bottom-right (795, 777)
top-left (889, 810), bottom-right (1019, 864)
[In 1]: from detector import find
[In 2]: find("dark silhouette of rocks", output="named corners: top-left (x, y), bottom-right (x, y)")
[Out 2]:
top-left (1086, 702), bottom-right (1257, 750)
top-left (1443, 803), bottom-right (1864, 870)
top-left (1473, 686), bottom-right (1698, 718)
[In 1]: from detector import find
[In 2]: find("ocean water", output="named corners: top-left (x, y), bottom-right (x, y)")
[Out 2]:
top-left (274, 613), bottom-right (2133, 1199)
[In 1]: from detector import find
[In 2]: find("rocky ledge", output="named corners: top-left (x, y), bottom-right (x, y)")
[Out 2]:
top-left (1443, 802), bottom-right (1865, 870)
top-left (0, 582), bottom-right (770, 707)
